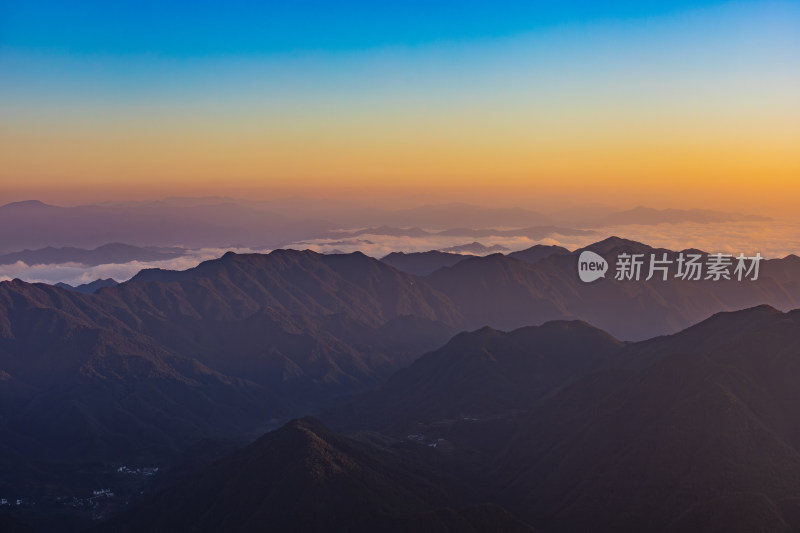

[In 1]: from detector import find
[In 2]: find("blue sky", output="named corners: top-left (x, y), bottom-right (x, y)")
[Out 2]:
top-left (2, 0), bottom-right (735, 55)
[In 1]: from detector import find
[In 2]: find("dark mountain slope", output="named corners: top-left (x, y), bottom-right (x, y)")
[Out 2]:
top-left (0, 252), bottom-right (461, 497)
top-left (97, 250), bottom-right (460, 406)
top-left (496, 306), bottom-right (800, 533)
top-left (0, 281), bottom-right (280, 469)
top-left (321, 304), bottom-right (800, 532)
top-left (114, 249), bottom-right (460, 326)
top-left (102, 305), bottom-right (800, 533)
top-left (425, 254), bottom-right (571, 331)
top-left (167, 309), bottom-right (453, 413)
top-left (325, 320), bottom-right (622, 432)
top-left (97, 417), bottom-right (536, 533)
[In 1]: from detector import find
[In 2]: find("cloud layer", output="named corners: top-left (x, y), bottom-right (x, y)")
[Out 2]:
top-left (290, 221), bottom-right (800, 260)
top-left (0, 247), bottom-right (262, 286)
top-left (1, 221), bottom-right (797, 286)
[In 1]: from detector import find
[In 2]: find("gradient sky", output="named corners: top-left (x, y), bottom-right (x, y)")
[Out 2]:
top-left (1, 1), bottom-right (798, 210)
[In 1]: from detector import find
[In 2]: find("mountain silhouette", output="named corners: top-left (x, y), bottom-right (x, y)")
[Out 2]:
top-left (322, 305), bottom-right (800, 532)
top-left (325, 320), bottom-right (622, 432)
top-left (381, 244), bottom-right (569, 277)
top-left (0, 251), bottom-right (461, 495)
top-left (494, 305), bottom-right (800, 532)
top-left (54, 278), bottom-right (119, 294)
top-left (0, 243), bottom-right (185, 267)
top-left (425, 237), bottom-right (800, 338)
top-left (381, 250), bottom-right (468, 276)
top-left (97, 417), bottom-right (536, 533)
top-left (506, 244), bottom-right (569, 264)
top-left (441, 242), bottom-right (510, 254)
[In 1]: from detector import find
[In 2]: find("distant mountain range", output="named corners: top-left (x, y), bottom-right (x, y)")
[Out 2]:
top-left (380, 244), bottom-right (569, 276)
top-left (441, 242), bottom-right (510, 254)
top-left (306, 202), bottom-right (770, 229)
top-left (0, 243), bottom-right (184, 266)
top-left (583, 206), bottom-right (771, 227)
top-left (0, 199), bottom-right (326, 250)
top-left (0, 199), bottom-right (771, 254)
top-left (323, 225), bottom-right (595, 241)
top-left (506, 244), bottom-right (570, 263)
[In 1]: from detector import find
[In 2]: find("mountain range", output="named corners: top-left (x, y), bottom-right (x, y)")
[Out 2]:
top-left (380, 244), bottom-right (569, 276)
top-left (96, 305), bottom-right (800, 533)
top-left (0, 250), bottom-right (461, 497)
top-left (0, 200), bottom-right (326, 251)
top-left (1, 238), bottom-right (799, 531)
top-left (322, 305), bottom-right (800, 532)
top-left (441, 242), bottom-right (510, 254)
top-left (0, 243), bottom-right (185, 267)
top-left (424, 237), bottom-right (800, 339)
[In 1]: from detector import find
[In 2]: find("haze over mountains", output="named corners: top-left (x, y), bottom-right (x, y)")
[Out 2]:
top-left (1, 198), bottom-right (793, 289)
top-left (441, 242), bottom-right (510, 254)
top-left (0, 243), bottom-right (185, 267)
top-left (1, 236), bottom-right (799, 532)
top-left (0, 198), bottom-right (774, 253)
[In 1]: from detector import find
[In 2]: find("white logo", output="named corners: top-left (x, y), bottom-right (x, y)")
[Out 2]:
top-left (578, 251), bottom-right (608, 282)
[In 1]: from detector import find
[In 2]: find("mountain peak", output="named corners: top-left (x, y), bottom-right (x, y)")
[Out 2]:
top-left (580, 236), bottom-right (651, 254)
top-left (507, 244), bottom-right (569, 265)
top-left (1, 199), bottom-right (53, 209)
top-left (281, 416), bottom-right (330, 434)
top-left (704, 304), bottom-right (783, 321)
top-left (660, 304), bottom-right (786, 346)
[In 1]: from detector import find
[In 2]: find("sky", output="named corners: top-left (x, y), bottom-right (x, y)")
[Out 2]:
top-left (0, 0), bottom-right (798, 211)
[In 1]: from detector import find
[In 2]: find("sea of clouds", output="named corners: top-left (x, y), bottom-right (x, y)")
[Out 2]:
top-left (1, 221), bottom-right (797, 286)
top-left (0, 247), bottom-right (262, 286)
